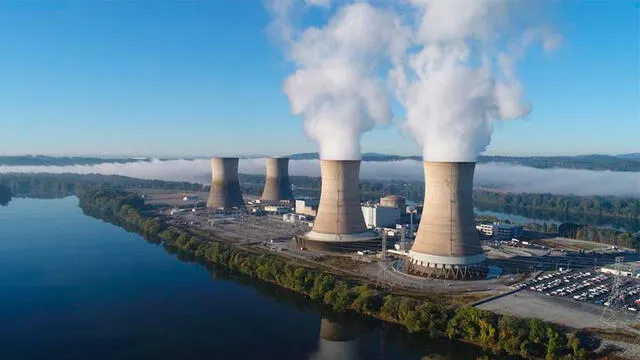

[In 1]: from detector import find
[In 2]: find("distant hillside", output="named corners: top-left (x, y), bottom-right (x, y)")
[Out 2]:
top-left (0, 155), bottom-right (148, 166)
top-left (288, 153), bottom-right (640, 172)
top-left (2, 153), bottom-right (638, 172)
top-left (617, 153), bottom-right (640, 160)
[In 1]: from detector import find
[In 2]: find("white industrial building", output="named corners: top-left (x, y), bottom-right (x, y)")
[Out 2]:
top-left (295, 199), bottom-right (319, 217)
top-left (599, 262), bottom-right (640, 277)
top-left (476, 224), bottom-right (494, 236)
top-left (476, 223), bottom-right (523, 240)
top-left (264, 205), bottom-right (291, 215)
top-left (361, 205), bottom-right (401, 229)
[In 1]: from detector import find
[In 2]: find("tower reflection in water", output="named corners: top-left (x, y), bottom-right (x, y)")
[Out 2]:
top-left (309, 318), bottom-right (369, 360)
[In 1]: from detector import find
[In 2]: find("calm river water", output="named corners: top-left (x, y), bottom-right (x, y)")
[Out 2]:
top-left (0, 197), bottom-right (496, 360)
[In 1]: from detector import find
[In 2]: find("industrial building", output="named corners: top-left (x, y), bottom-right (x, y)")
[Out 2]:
top-left (263, 205), bottom-right (292, 215)
top-left (379, 195), bottom-right (406, 210)
top-left (206, 157), bottom-right (245, 210)
top-left (295, 199), bottom-right (319, 217)
top-left (476, 223), bottom-right (495, 237)
top-left (494, 224), bottom-right (523, 240)
top-left (361, 204), bottom-right (402, 228)
top-left (408, 162), bottom-right (486, 279)
top-left (476, 223), bottom-right (523, 240)
top-left (303, 160), bottom-right (378, 251)
top-left (599, 262), bottom-right (640, 277)
top-left (261, 157), bottom-right (294, 202)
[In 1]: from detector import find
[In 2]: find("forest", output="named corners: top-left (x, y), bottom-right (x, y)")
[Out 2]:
top-left (77, 185), bottom-right (588, 360)
top-left (0, 173), bottom-right (205, 198)
top-left (0, 155), bottom-right (145, 166)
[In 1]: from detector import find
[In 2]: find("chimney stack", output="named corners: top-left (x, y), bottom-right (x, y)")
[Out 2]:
top-left (408, 162), bottom-right (486, 279)
top-left (206, 157), bottom-right (245, 210)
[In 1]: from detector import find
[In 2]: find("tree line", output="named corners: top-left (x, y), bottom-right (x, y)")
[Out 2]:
top-left (473, 190), bottom-right (640, 220)
top-left (77, 185), bottom-right (588, 360)
top-left (0, 173), bottom-right (205, 199)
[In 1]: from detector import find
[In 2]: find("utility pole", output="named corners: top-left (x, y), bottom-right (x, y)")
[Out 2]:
top-left (601, 256), bottom-right (625, 327)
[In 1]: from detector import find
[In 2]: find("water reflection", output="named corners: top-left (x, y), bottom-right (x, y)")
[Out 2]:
top-left (310, 318), bottom-right (367, 360)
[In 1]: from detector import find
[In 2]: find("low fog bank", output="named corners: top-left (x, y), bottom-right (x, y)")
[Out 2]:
top-left (1, 159), bottom-right (638, 198)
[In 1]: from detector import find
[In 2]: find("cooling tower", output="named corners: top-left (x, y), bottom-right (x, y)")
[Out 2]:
top-left (304, 160), bottom-right (378, 251)
top-left (408, 162), bottom-right (486, 279)
top-left (261, 158), bottom-right (293, 201)
top-left (206, 157), bottom-right (245, 210)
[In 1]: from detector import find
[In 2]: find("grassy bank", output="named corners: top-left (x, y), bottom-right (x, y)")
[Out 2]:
top-left (77, 185), bottom-right (589, 360)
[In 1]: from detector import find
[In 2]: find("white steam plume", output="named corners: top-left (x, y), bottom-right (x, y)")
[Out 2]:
top-left (1, 159), bottom-right (638, 198)
top-left (390, 0), bottom-right (560, 162)
top-left (267, 0), bottom-right (408, 160)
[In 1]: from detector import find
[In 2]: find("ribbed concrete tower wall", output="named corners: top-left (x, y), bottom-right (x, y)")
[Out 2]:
top-left (206, 157), bottom-right (245, 209)
top-left (409, 162), bottom-right (486, 279)
top-left (304, 160), bottom-right (377, 250)
top-left (261, 158), bottom-right (293, 201)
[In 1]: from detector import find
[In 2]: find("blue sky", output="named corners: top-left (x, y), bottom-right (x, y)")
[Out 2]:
top-left (0, 1), bottom-right (637, 157)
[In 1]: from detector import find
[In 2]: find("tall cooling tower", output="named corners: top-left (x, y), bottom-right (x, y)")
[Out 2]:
top-left (206, 157), bottom-right (245, 210)
top-left (304, 160), bottom-right (377, 251)
top-left (261, 158), bottom-right (293, 201)
top-left (408, 162), bottom-right (486, 279)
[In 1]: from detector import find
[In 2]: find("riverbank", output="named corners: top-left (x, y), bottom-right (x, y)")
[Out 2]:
top-left (77, 185), bottom-right (592, 360)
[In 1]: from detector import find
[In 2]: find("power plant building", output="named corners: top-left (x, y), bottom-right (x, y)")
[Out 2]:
top-left (261, 157), bottom-right (294, 202)
top-left (304, 160), bottom-right (378, 251)
top-left (408, 162), bottom-right (486, 279)
top-left (295, 199), bottom-right (319, 217)
top-left (379, 195), bottom-right (406, 210)
top-left (206, 157), bottom-right (246, 210)
top-left (361, 204), bottom-right (401, 229)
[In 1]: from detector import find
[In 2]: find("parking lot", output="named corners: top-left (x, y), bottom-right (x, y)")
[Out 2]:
top-left (514, 269), bottom-right (640, 314)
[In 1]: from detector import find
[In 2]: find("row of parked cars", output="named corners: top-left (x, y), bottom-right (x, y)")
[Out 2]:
top-left (514, 269), bottom-right (573, 290)
top-left (516, 270), bottom-right (640, 312)
top-left (604, 284), bottom-right (640, 312)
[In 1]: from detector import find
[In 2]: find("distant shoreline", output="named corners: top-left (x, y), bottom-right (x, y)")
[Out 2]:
top-left (2, 153), bottom-right (639, 172)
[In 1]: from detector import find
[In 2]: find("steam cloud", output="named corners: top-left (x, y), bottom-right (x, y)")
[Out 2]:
top-left (1, 159), bottom-right (638, 198)
top-left (269, 1), bottom-right (560, 162)
top-left (267, 0), bottom-right (407, 160)
top-left (390, 0), bottom-right (560, 161)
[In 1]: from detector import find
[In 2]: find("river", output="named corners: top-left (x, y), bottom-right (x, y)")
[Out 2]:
top-left (474, 203), bottom-right (640, 233)
top-left (0, 197), bottom-right (499, 360)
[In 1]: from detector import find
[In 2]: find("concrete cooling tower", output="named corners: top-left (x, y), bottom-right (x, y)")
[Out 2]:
top-left (408, 162), bottom-right (486, 279)
top-left (261, 157), bottom-right (294, 201)
top-left (206, 157), bottom-right (245, 210)
top-left (304, 160), bottom-right (378, 251)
